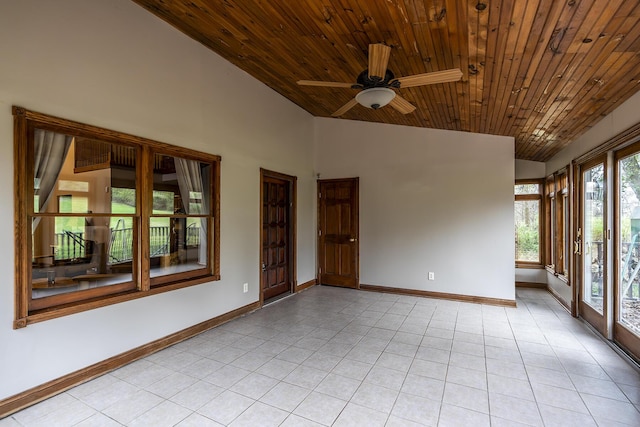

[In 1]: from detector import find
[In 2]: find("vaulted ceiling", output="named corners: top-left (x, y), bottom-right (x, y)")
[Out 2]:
top-left (132, 0), bottom-right (640, 161)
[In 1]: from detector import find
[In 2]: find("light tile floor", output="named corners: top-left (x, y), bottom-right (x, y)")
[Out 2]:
top-left (3, 286), bottom-right (640, 426)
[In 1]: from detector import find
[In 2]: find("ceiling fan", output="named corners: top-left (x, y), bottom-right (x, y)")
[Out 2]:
top-left (297, 43), bottom-right (463, 117)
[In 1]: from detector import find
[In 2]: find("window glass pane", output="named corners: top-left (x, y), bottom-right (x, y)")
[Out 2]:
top-left (583, 164), bottom-right (605, 314)
top-left (515, 183), bottom-right (540, 195)
top-left (33, 131), bottom-right (136, 214)
top-left (149, 217), bottom-right (207, 278)
top-left (562, 195), bottom-right (569, 275)
top-left (619, 154), bottom-right (640, 335)
top-left (153, 154), bottom-right (210, 215)
top-left (515, 200), bottom-right (540, 262)
top-left (31, 215), bottom-right (134, 299)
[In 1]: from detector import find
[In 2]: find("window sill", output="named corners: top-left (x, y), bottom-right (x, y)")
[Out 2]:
top-left (515, 263), bottom-right (544, 269)
top-left (14, 274), bottom-right (220, 329)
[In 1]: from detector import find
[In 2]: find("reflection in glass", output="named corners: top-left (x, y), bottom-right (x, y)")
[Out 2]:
top-left (150, 154), bottom-right (210, 280)
top-left (31, 129), bottom-right (137, 300)
top-left (31, 216), bottom-right (133, 299)
top-left (583, 164), bottom-right (605, 313)
top-left (149, 217), bottom-right (207, 278)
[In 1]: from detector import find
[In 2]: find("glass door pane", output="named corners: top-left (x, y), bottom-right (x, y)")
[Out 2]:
top-left (618, 154), bottom-right (640, 336)
top-left (583, 163), bottom-right (605, 314)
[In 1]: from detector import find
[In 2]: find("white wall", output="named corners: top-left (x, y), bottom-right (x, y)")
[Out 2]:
top-left (515, 159), bottom-right (545, 180)
top-left (315, 118), bottom-right (515, 301)
top-left (0, 0), bottom-right (316, 400)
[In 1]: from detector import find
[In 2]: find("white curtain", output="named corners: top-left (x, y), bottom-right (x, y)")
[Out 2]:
top-left (175, 158), bottom-right (209, 264)
top-left (32, 129), bottom-right (73, 232)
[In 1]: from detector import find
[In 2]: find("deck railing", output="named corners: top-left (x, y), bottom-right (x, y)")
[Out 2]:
top-left (53, 225), bottom-right (200, 263)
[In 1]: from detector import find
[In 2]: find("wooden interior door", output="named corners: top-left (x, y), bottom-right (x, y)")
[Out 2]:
top-left (261, 174), bottom-right (291, 301)
top-left (318, 178), bottom-right (359, 288)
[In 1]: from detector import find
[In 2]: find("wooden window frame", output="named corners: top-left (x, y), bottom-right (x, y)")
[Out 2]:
top-left (13, 107), bottom-right (221, 328)
top-left (544, 169), bottom-right (570, 283)
top-left (515, 179), bottom-right (544, 268)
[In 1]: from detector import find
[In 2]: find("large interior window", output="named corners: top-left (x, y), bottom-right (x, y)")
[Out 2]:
top-left (515, 180), bottom-right (543, 266)
top-left (13, 107), bottom-right (220, 327)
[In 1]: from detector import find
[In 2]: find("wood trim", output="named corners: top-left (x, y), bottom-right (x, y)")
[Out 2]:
top-left (359, 284), bottom-right (517, 307)
top-left (213, 160), bottom-right (221, 278)
top-left (13, 108), bottom-right (29, 328)
top-left (259, 169), bottom-right (297, 305)
top-left (515, 263), bottom-right (544, 269)
top-left (295, 278), bottom-right (317, 292)
top-left (13, 106), bottom-right (221, 162)
top-left (613, 324), bottom-right (640, 365)
top-left (20, 275), bottom-right (220, 328)
top-left (547, 285), bottom-right (571, 312)
top-left (0, 300), bottom-right (261, 419)
top-left (515, 281), bottom-right (546, 288)
top-left (12, 106), bottom-right (222, 327)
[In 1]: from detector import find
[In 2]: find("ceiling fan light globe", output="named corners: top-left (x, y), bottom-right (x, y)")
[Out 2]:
top-left (355, 87), bottom-right (396, 110)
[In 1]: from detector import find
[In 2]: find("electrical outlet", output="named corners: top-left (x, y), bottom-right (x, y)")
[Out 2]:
top-left (428, 272), bottom-right (435, 281)
top-left (243, 283), bottom-right (248, 293)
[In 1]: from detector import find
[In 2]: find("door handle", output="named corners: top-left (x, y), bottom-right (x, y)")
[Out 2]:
top-left (261, 262), bottom-right (266, 271)
top-left (349, 238), bottom-right (357, 242)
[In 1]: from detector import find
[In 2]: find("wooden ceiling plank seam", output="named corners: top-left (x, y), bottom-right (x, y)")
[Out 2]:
top-left (505, 0), bottom-right (568, 139)
top-left (445, 0), bottom-right (470, 131)
top-left (395, 1), bottom-right (447, 128)
top-left (298, 0), bottom-right (371, 68)
top-left (415, 2), bottom-right (455, 129)
top-left (524, 2), bottom-right (640, 160)
top-left (500, 0), bottom-right (558, 141)
top-left (483, 0), bottom-right (518, 134)
top-left (272, 1), bottom-right (372, 115)
top-left (534, 50), bottom-right (640, 160)
top-left (491, 0), bottom-right (540, 136)
top-left (525, 1), bottom-right (634, 159)
top-left (517, 0), bottom-right (617, 150)
top-left (468, 0), bottom-right (489, 132)
top-left (478, 0), bottom-right (507, 134)
top-left (432, 0), bottom-right (462, 130)
top-left (379, 1), bottom-right (449, 129)
top-left (404, 1), bottom-right (454, 128)
top-left (538, 10), bottom-right (640, 157)
top-left (514, 0), bottom-right (589, 145)
top-left (512, 0), bottom-right (589, 159)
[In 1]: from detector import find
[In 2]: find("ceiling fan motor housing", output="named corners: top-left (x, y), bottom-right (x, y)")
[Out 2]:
top-left (353, 69), bottom-right (401, 90)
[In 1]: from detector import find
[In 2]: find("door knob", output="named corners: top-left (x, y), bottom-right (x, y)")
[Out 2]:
top-left (349, 238), bottom-right (357, 242)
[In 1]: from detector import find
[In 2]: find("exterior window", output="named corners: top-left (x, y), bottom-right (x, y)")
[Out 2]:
top-left (13, 107), bottom-right (220, 327)
top-left (544, 169), bottom-right (570, 279)
top-left (515, 180), bottom-right (543, 266)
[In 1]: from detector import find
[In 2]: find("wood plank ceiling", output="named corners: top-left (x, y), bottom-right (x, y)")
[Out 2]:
top-left (132, 0), bottom-right (640, 161)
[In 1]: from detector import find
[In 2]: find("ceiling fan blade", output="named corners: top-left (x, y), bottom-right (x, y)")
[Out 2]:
top-left (368, 44), bottom-right (391, 79)
top-left (389, 95), bottom-right (416, 114)
top-left (331, 98), bottom-right (359, 117)
top-left (395, 69), bottom-right (463, 88)
top-left (297, 80), bottom-right (354, 88)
